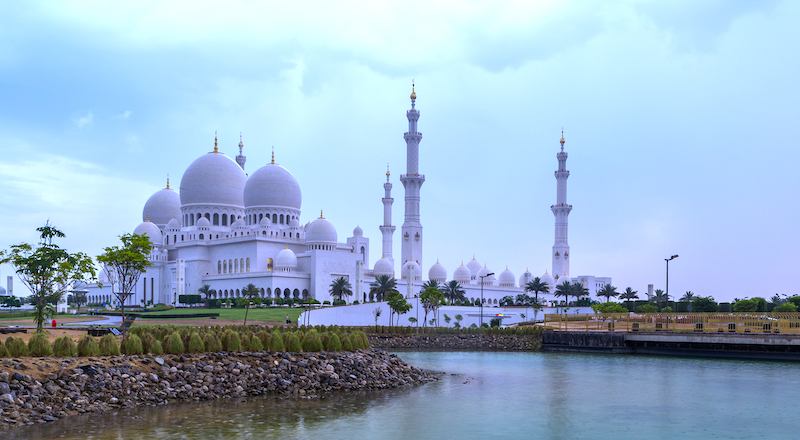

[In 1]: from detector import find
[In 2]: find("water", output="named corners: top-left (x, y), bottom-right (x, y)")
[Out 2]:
top-left (6, 352), bottom-right (798, 439)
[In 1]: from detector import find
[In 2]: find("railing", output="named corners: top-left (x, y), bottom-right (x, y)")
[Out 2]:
top-left (544, 313), bottom-right (800, 333)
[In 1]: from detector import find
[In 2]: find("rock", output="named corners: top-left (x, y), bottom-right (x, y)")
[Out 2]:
top-left (155, 358), bottom-right (165, 366)
top-left (0, 394), bottom-right (14, 404)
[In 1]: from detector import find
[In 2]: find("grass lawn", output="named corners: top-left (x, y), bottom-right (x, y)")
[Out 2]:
top-left (135, 307), bottom-right (303, 322)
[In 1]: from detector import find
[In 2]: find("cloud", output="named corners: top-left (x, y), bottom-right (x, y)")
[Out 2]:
top-left (114, 110), bottom-right (132, 119)
top-left (75, 111), bottom-right (93, 129)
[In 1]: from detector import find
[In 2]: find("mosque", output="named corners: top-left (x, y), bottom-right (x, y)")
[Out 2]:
top-left (83, 86), bottom-right (610, 307)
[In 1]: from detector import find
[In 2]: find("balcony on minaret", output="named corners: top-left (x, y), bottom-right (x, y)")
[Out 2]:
top-left (400, 174), bottom-right (425, 179)
top-left (404, 132), bottom-right (422, 136)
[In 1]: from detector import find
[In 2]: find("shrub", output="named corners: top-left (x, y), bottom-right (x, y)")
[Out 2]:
top-left (774, 303), bottom-right (798, 312)
top-left (204, 333), bottom-right (222, 352)
top-left (121, 334), bottom-right (144, 355)
top-left (257, 331), bottom-right (271, 349)
top-left (77, 335), bottom-right (100, 356)
top-left (340, 334), bottom-right (353, 351)
top-left (163, 332), bottom-right (185, 354)
top-left (149, 339), bottom-right (164, 355)
top-left (140, 333), bottom-right (155, 353)
top-left (327, 333), bottom-right (342, 351)
top-left (287, 333), bottom-right (303, 352)
top-left (6, 336), bottom-right (28, 357)
top-left (270, 332), bottom-right (285, 351)
top-left (302, 330), bottom-right (322, 352)
top-left (0, 342), bottom-right (7, 357)
top-left (635, 304), bottom-right (659, 313)
top-left (239, 333), bottom-right (251, 351)
top-left (99, 334), bottom-right (120, 356)
top-left (250, 334), bottom-right (264, 351)
top-left (28, 332), bottom-right (53, 356)
top-left (221, 330), bottom-right (241, 352)
top-left (186, 332), bottom-right (205, 353)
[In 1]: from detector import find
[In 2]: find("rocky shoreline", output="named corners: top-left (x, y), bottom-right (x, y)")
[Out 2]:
top-left (0, 349), bottom-right (438, 429)
top-left (368, 333), bottom-right (542, 351)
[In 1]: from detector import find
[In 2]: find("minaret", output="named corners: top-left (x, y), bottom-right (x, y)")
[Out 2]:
top-left (236, 133), bottom-right (246, 170)
top-left (400, 83), bottom-right (424, 269)
top-left (380, 164), bottom-right (396, 266)
top-left (551, 130), bottom-right (572, 278)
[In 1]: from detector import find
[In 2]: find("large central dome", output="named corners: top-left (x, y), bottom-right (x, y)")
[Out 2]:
top-left (244, 163), bottom-right (302, 209)
top-left (180, 152), bottom-right (247, 207)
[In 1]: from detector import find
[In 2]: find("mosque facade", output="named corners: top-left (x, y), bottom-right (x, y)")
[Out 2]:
top-left (83, 87), bottom-right (610, 307)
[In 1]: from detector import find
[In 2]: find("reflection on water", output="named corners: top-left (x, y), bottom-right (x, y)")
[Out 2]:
top-left (5, 352), bottom-right (799, 440)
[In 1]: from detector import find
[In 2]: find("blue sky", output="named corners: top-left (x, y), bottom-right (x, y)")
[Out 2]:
top-left (0, 0), bottom-right (797, 302)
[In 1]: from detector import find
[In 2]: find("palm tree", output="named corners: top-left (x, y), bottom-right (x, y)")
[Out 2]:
top-left (554, 280), bottom-right (572, 310)
top-left (198, 284), bottom-right (212, 308)
top-left (597, 284), bottom-right (619, 302)
top-left (329, 276), bottom-right (353, 302)
top-left (652, 289), bottom-right (668, 311)
top-left (619, 287), bottom-right (638, 309)
top-left (369, 275), bottom-right (397, 302)
top-left (442, 280), bottom-right (466, 304)
top-left (525, 277), bottom-right (550, 307)
top-left (570, 282), bottom-right (590, 305)
top-left (680, 291), bottom-right (696, 302)
top-left (242, 283), bottom-right (259, 326)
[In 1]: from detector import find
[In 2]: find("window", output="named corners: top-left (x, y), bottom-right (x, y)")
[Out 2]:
top-left (204, 213), bottom-right (210, 220)
top-left (267, 258), bottom-right (273, 271)
top-left (222, 214), bottom-right (227, 226)
top-left (273, 214), bottom-right (277, 224)
top-left (280, 214), bottom-right (284, 224)
top-left (235, 259), bottom-right (239, 273)
top-left (199, 233), bottom-right (204, 240)
top-left (213, 213), bottom-right (219, 225)
top-left (246, 258), bottom-right (250, 272)
top-left (223, 261), bottom-right (227, 273)
top-left (218, 261), bottom-right (221, 274)
top-left (240, 258), bottom-right (244, 272)
top-left (229, 259), bottom-right (233, 273)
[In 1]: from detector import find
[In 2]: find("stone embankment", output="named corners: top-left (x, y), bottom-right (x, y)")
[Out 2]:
top-left (369, 333), bottom-right (541, 351)
top-left (0, 349), bottom-right (437, 429)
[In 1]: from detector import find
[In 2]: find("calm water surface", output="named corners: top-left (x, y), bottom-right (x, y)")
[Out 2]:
top-left (6, 352), bottom-right (798, 439)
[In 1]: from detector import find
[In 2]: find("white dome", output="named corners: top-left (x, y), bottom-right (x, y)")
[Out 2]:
top-left (306, 217), bottom-right (337, 243)
top-left (373, 257), bottom-right (394, 277)
top-left (274, 247), bottom-right (298, 270)
top-left (428, 261), bottom-right (447, 281)
top-left (142, 188), bottom-right (181, 227)
top-left (98, 271), bottom-right (107, 283)
top-left (519, 271), bottom-right (533, 288)
top-left (453, 264), bottom-right (471, 283)
top-left (134, 220), bottom-right (162, 244)
top-left (353, 225), bottom-right (363, 237)
top-left (166, 217), bottom-right (181, 230)
top-left (232, 218), bottom-right (248, 229)
top-left (477, 266), bottom-right (495, 285)
top-left (401, 259), bottom-right (422, 280)
top-left (0, 285), bottom-right (5, 295)
top-left (289, 218), bottom-right (300, 227)
top-left (196, 216), bottom-right (210, 227)
top-left (180, 152), bottom-right (247, 207)
top-left (555, 273), bottom-right (571, 287)
top-left (498, 268), bottom-right (515, 287)
top-left (259, 216), bottom-right (272, 226)
top-left (541, 272), bottom-right (556, 292)
top-left (466, 258), bottom-right (482, 277)
top-left (243, 163), bottom-right (302, 209)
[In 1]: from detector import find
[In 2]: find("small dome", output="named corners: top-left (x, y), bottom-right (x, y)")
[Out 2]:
top-left (466, 258), bottom-right (482, 277)
top-left (477, 266), bottom-right (495, 285)
top-left (555, 273), bottom-right (571, 287)
top-left (134, 220), bottom-right (163, 244)
top-left (541, 272), bottom-right (556, 292)
top-left (0, 285), bottom-right (5, 295)
top-left (97, 271), bottom-right (106, 284)
top-left (180, 151), bottom-right (247, 207)
top-left (306, 217), bottom-right (337, 244)
top-left (373, 257), bottom-right (394, 277)
top-left (289, 218), bottom-right (300, 227)
top-left (353, 225), bottom-right (363, 237)
top-left (196, 217), bottom-right (211, 227)
top-left (274, 247), bottom-right (298, 270)
top-left (243, 163), bottom-right (302, 209)
top-left (498, 268), bottom-right (515, 287)
top-left (142, 188), bottom-right (181, 227)
top-left (428, 261), bottom-right (447, 281)
top-left (232, 218), bottom-right (248, 229)
top-left (453, 264), bottom-right (471, 283)
top-left (260, 216), bottom-right (272, 226)
top-left (519, 270), bottom-right (533, 288)
top-left (401, 259), bottom-right (422, 280)
top-left (166, 217), bottom-right (181, 230)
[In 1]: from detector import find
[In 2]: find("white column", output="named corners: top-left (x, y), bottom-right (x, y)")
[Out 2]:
top-left (401, 84), bottom-right (425, 269)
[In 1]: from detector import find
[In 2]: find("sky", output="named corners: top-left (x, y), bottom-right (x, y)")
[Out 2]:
top-left (0, 0), bottom-right (797, 303)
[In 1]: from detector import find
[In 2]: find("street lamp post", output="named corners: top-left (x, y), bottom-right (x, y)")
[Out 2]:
top-left (665, 255), bottom-right (678, 329)
top-left (479, 273), bottom-right (494, 327)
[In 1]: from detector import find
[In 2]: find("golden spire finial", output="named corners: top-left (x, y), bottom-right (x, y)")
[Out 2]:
top-left (410, 81), bottom-right (416, 100)
top-left (146, 214), bottom-right (150, 222)
top-left (213, 131), bottom-right (218, 153)
top-left (285, 243), bottom-right (288, 249)
top-left (386, 163), bottom-right (390, 178)
top-left (560, 128), bottom-right (565, 146)
top-left (271, 146), bottom-right (275, 164)
top-left (382, 253), bottom-right (385, 258)
top-left (320, 210), bottom-right (324, 219)
top-left (166, 174), bottom-right (170, 189)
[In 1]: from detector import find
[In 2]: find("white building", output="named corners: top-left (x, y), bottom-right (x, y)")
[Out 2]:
top-left (83, 86), bottom-right (610, 307)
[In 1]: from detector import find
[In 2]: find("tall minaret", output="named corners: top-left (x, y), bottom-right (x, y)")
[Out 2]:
top-left (400, 83), bottom-right (424, 269)
top-left (551, 131), bottom-right (572, 278)
top-left (236, 133), bottom-right (246, 170)
top-left (380, 164), bottom-right (396, 266)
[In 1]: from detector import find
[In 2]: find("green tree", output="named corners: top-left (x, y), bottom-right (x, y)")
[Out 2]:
top-left (443, 314), bottom-right (452, 326)
top-left (500, 295), bottom-right (515, 306)
top-left (774, 303), bottom-right (798, 312)
top-left (0, 296), bottom-right (22, 315)
top-left (420, 279), bottom-right (440, 292)
top-left (554, 280), bottom-right (572, 309)
top-left (329, 276), bottom-right (353, 302)
top-left (454, 314), bottom-right (463, 328)
top-left (198, 284), bottom-right (213, 308)
top-left (619, 287), bottom-right (638, 308)
top-left (386, 290), bottom-right (411, 326)
top-left (1, 222), bottom-right (96, 332)
top-left (97, 233), bottom-right (152, 334)
top-left (71, 289), bottom-right (88, 314)
top-left (691, 296), bottom-right (718, 312)
top-left (419, 286), bottom-right (445, 327)
top-left (733, 299), bottom-right (758, 312)
top-left (242, 283), bottom-right (259, 326)
top-left (442, 280), bottom-right (466, 304)
top-left (372, 307), bottom-right (382, 331)
top-left (680, 291), bottom-right (696, 302)
top-left (525, 277), bottom-right (550, 306)
top-left (369, 275), bottom-right (396, 302)
top-left (597, 284), bottom-right (619, 302)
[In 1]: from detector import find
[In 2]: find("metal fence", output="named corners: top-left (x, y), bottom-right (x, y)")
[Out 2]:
top-left (543, 312), bottom-right (800, 333)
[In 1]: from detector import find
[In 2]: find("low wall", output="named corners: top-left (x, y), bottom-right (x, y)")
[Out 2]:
top-left (369, 333), bottom-right (541, 351)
